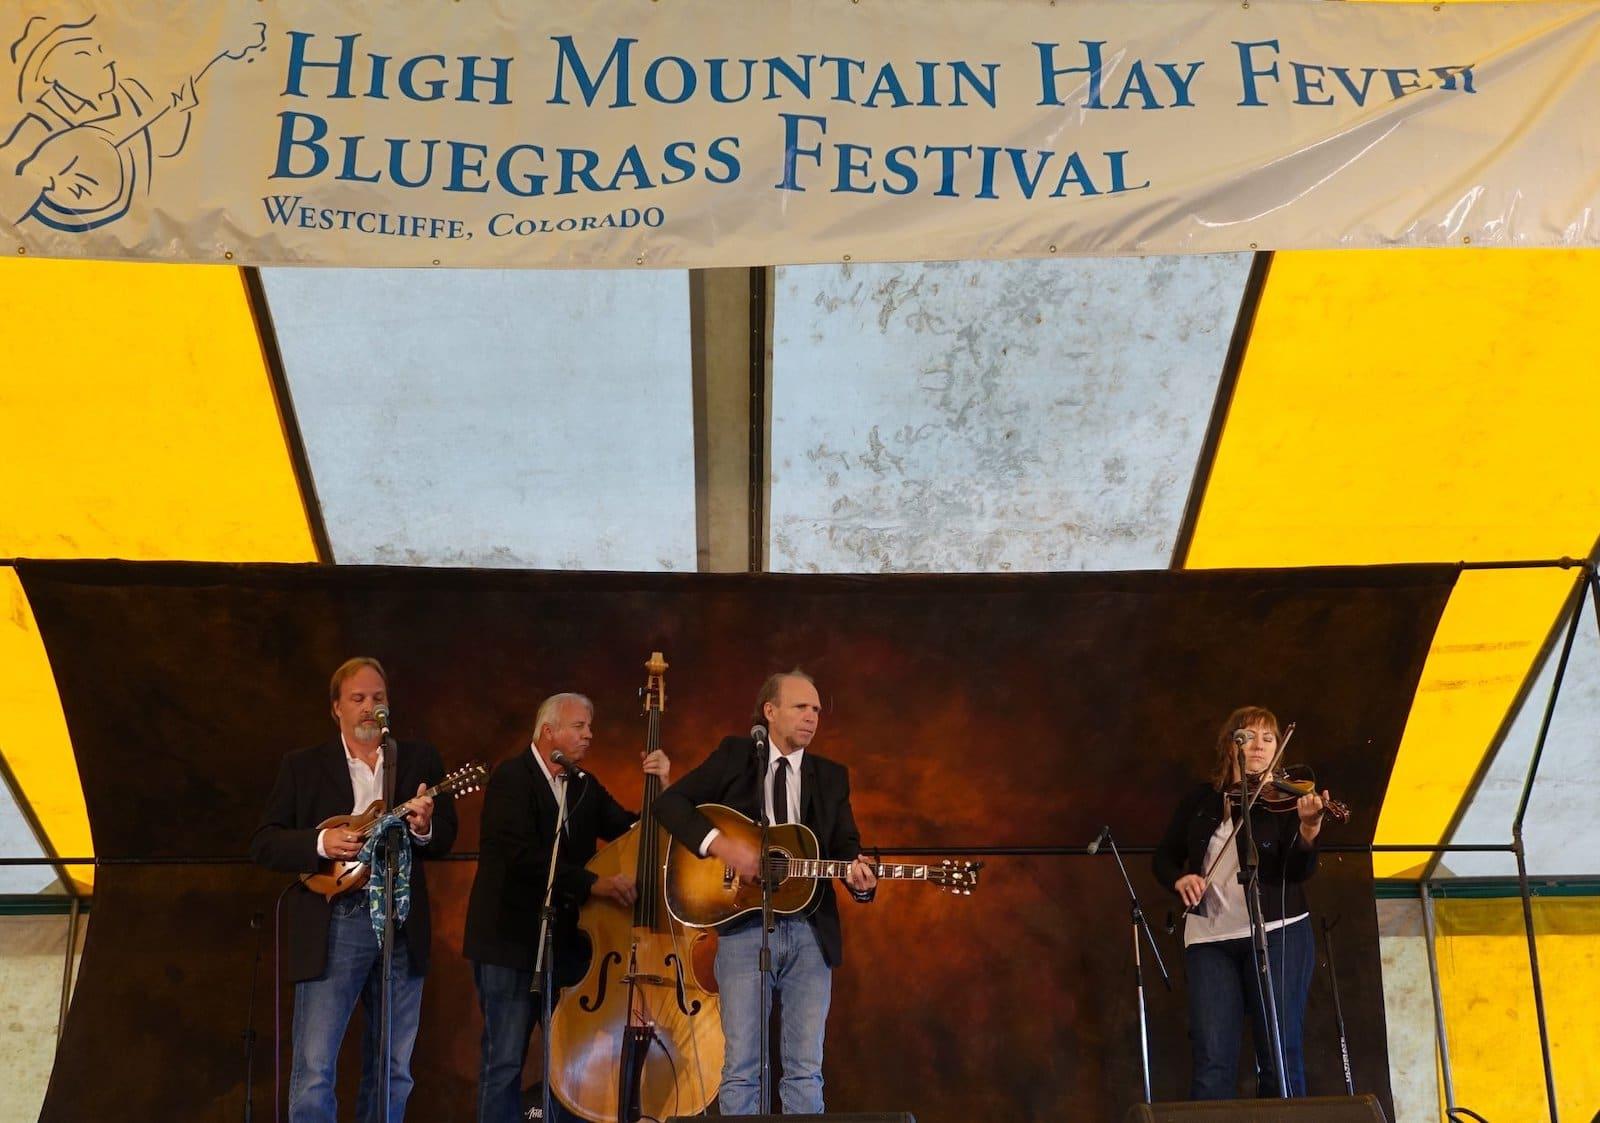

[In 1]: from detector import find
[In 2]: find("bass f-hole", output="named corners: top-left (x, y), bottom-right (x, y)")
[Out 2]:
top-left (577, 950), bottom-right (622, 1013)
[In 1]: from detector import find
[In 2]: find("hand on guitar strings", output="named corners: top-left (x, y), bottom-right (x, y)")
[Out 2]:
top-left (845, 855), bottom-right (878, 894)
top-left (399, 783), bottom-right (435, 837)
top-left (641, 748), bottom-right (671, 783)
top-left (320, 827), bottom-right (363, 861)
top-left (709, 834), bottom-right (762, 883)
top-left (593, 874), bottom-right (638, 906)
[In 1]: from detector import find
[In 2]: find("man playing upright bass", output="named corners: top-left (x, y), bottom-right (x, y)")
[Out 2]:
top-left (463, 691), bottom-right (670, 1123)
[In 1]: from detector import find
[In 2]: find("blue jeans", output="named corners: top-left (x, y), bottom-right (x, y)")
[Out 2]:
top-left (473, 960), bottom-right (583, 1123)
top-left (715, 915), bottom-right (832, 1115)
top-left (474, 961), bottom-right (536, 1123)
top-left (1184, 917), bottom-right (1314, 1099)
top-left (290, 896), bottom-right (425, 1123)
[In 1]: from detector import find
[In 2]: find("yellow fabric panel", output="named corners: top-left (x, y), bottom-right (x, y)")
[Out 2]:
top-left (1434, 896), bottom-right (1600, 1122)
top-left (1188, 251), bottom-right (1600, 570)
top-left (1373, 569), bottom-right (1575, 878)
top-left (0, 568), bottom-right (92, 892)
top-left (0, 258), bottom-right (317, 561)
top-left (1186, 249), bottom-right (1600, 879)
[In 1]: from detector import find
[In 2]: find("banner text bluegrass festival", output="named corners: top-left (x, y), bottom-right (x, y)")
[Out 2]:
top-left (268, 30), bottom-right (1479, 208)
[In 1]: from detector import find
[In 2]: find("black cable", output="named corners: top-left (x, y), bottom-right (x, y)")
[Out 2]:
top-left (1278, 847), bottom-right (1289, 1096)
top-left (270, 879), bottom-right (297, 1123)
top-left (646, 1026), bottom-right (684, 1120)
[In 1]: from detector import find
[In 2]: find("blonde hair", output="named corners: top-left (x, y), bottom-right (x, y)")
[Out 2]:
top-left (328, 657), bottom-right (386, 703)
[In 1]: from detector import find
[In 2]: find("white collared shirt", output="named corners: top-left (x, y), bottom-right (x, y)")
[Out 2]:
top-left (315, 733), bottom-right (432, 858)
top-left (530, 745), bottom-right (574, 829)
top-left (765, 745), bottom-right (804, 826)
top-left (698, 743), bottom-right (804, 855)
top-left (342, 732), bottom-right (386, 814)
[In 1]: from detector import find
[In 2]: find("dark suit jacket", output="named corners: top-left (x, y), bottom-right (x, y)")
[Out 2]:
top-left (654, 736), bottom-right (869, 967)
top-left (250, 738), bottom-right (458, 983)
top-left (1152, 782), bottom-right (1320, 924)
top-left (463, 750), bottom-right (637, 981)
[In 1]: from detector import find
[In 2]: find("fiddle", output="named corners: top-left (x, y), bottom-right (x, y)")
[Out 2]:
top-left (1226, 765), bottom-right (1350, 823)
top-left (1178, 726), bottom-right (1350, 920)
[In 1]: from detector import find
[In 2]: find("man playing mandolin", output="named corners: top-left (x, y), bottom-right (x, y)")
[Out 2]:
top-left (655, 670), bottom-right (877, 1116)
top-left (462, 692), bottom-right (671, 1123)
top-left (250, 657), bottom-right (457, 1123)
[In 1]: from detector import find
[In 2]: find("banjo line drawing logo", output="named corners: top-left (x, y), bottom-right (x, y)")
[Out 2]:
top-left (0, 14), bottom-right (266, 233)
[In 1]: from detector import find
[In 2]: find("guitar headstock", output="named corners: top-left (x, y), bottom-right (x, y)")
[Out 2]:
top-left (928, 859), bottom-right (983, 896)
top-left (642, 651), bottom-right (668, 715)
top-left (435, 761), bottom-right (488, 799)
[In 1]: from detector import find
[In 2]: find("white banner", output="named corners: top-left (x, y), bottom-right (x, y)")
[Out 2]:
top-left (3, 0), bottom-right (1599, 267)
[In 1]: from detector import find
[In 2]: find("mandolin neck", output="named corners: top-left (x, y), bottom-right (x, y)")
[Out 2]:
top-left (352, 779), bottom-right (453, 840)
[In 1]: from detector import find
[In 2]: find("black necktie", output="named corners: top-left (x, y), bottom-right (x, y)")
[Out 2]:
top-left (772, 757), bottom-right (791, 825)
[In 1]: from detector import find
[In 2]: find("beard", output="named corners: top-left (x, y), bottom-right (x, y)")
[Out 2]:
top-left (351, 721), bottom-right (381, 744)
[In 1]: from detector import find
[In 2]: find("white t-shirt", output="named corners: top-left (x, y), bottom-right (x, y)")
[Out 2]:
top-left (1184, 814), bottom-right (1308, 947)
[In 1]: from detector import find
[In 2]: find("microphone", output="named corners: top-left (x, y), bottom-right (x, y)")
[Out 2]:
top-left (551, 750), bottom-right (585, 779)
top-left (374, 704), bottom-right (392, 737)
top-left (750, 724), bottom-right (768, 747)
top-left (1086, 826), bottom-right (1111, 856)
top-left (1232, 728), bottom-right (1255, 747)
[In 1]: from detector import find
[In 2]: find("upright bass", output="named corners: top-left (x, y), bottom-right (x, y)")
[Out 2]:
top-left (548, 653), bottom-right (723, 1122)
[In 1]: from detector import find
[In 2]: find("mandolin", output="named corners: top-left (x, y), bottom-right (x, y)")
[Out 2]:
top-left (298, 761), bottom-right (487, 901)
top-left (664, 804), bottom-right (982, 929)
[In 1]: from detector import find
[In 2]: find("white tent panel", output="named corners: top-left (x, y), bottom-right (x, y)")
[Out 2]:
top-left (769, 256), bottom-right (1251, 572)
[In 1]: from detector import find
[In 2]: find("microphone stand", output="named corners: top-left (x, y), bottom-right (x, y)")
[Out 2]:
top-left (1236, 746), bottom-right (1289, 1099)
top-left (754, 738), bottom-right (775, 1117)
top-left (242, 911), bottom-right (264, 1123)
top-left (1321, 917), bottom-right (1355, 1096)
top-left (530, 767), bottom-right (572, 1123)
top-left (1095, 828), bottom-right (1170, 1105)
top-left (377, 731), bottom-right (402, 1123)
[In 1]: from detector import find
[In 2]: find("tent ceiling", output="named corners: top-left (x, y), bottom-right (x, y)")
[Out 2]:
top-left (2, 250), bottom-right (1599, 887)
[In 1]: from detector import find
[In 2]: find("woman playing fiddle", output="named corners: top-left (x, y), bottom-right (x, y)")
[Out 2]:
top-left (1153, 705), bottom-right (1329, 1099)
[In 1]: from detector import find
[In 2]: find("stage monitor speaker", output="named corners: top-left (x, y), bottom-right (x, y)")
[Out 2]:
top-left (669, 1116), bottom-right (915, 1123)
top-left (1124, 1097), bottom-right (1387, 1122)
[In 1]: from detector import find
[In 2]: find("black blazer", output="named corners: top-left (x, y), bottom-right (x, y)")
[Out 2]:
top-left (654, 736), bottom-right (869, 967)
top-left (1152, 782), bottom-right (1319, 925)
top-left (250, 738), bottom-right (457, 983)
top-left (463, 750), bottom-right (637, 980)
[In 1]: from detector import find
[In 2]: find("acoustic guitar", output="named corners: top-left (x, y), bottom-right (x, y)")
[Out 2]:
top-left (663, 804), bottom-right (982, 929)
top-left (299, 761), bottom-right (487, 901)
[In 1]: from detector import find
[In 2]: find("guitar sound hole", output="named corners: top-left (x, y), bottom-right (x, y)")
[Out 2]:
top-left (765, 850), bottom-right (790, 883)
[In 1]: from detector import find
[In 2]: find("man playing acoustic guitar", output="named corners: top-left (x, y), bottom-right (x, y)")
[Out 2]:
top-left (655, 670), bottom-right (877, 1116)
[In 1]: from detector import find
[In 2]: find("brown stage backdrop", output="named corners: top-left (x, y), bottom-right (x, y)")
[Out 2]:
top-left (19, 561), bottom-right (1456, 1122)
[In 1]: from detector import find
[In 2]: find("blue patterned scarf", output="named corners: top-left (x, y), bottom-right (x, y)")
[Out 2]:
top-left (357, 812), bottom-right (412, 943)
